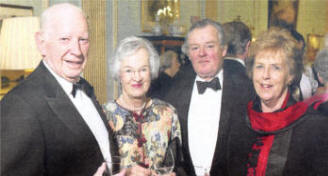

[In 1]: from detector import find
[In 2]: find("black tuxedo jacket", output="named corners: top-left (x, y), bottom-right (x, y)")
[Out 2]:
top-left (1, 62), bottom-right (119, 176)
top-left (223, 58), bottom-right (246, 76)
top-left (164, 61), bottom-right (254, 176)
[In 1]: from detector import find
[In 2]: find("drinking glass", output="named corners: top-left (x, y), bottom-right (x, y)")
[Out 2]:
top-left (105, 156), bottom-right (122, 176)
top-left (153, 148), bottom-right (175, 175)
top-left (194, 165), bottom-right (210, 176)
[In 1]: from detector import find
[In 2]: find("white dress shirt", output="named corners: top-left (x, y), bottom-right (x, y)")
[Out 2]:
top-left (188, 70), bottom-right (223, 176)
top-left (43, 61), bottom-right (112, 168)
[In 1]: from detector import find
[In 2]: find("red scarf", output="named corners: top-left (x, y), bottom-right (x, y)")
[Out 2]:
top-left (304, 92), bottom-right (328, 110)
top-left (248, 94), bottom-right (308, 132)
top-left (246, 92), bottom-right (308, 176)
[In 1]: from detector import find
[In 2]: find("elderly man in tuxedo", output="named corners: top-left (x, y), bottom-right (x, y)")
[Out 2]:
top-left (164, 19), bottom-right (254, 176)
top-left (1, 3), bottom-right (119, 176)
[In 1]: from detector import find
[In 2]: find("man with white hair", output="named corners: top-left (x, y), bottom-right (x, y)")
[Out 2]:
top-left (1, 3), bottom-right (119, 176)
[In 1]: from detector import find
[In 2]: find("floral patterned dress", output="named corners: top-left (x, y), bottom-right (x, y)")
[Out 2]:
top-left (103, 98), bottom-right (181, 170)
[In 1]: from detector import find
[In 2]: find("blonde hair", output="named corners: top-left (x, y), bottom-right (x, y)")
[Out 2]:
top-left (246, 27), bottom-right (303, 90)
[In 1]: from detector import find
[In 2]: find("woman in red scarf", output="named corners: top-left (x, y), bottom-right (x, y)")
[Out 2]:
top-left (225, 28), bottom-right (328, 176)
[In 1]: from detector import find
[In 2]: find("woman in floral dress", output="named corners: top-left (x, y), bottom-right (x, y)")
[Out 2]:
top-left (103, 36), bottom-right (182, 176)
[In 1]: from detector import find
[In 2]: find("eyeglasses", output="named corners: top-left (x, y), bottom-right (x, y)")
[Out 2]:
top-left (121, 67), bottom-right (150, 78)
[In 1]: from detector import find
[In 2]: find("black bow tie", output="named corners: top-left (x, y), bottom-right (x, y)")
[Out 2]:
top-left (71, 79), bottom-right (94, 98)
top-left (196, 77), bottom-right (221, 94)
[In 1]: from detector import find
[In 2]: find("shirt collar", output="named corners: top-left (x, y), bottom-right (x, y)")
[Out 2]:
top-left (195, 69), bottom-right (223, 86)
top-left (225, 57), bottom-right (245, 66)
top-left (43, 60), bottom-right (74, 95)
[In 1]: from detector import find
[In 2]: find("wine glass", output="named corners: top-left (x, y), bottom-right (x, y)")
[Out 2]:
top-left (153, 148), bottom-right (175, 175)
top-left (194, 165), bottom-right (210, 176)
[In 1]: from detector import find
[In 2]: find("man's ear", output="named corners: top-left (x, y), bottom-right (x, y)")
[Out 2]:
top-left (245, 41), bottom-right (251, 52)
top-left (222, 45), bottom-right (228, 57)
top-left (35, 31), bottom-right (46, 57)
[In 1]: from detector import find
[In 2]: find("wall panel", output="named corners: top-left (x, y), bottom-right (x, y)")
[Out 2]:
top-left (82, 0), bottom-right (107, 104)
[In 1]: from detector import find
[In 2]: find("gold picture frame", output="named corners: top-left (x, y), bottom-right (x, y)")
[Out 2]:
top-left (306, 34), bottom-right (323, 63)
top-left (268, 0), bottom-right (299, 29)
top-left (141, 0), bottom-right (180, 33)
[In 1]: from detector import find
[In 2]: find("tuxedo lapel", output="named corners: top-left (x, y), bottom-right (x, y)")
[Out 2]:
top-left (42, 63), bottom-right (119, 172)
top-left (46, 95), bottom-right (92, 136)
top-left (210, 65), bottom-right (254, 175)
top-left (218, 69), bottom-right (235, 141)
top-left (165, 65), bottom-right (197, 174)
top-left (178, 74), bottom-right (195, 159)
top-left (210, 69), bottom-right (234, 173)
top-left (36, 63), bottom-right (98, 138)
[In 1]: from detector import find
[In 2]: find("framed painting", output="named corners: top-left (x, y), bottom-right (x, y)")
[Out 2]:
top-left (268, 0), bottom-right (299, 29)
top-left (141, 0), bottom-right (180, 32)
top-left (306, 34), bottom-right (323, 62)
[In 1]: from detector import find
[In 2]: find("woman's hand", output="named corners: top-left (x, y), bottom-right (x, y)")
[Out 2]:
top-left (125, 164), bottom-right (151, 176)
top-left (93, 163), bottom-right (126, 176)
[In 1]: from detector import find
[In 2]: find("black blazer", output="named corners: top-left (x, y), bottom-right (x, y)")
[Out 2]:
top-left (1, 62), bottom-right (119, 176)
top-left (164, 61), bottom-right (255, 176)
top-left (223, 58), bottom-right (247, 77)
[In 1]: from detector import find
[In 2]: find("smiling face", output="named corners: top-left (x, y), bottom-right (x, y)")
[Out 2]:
top-left (36, 7), bottom-right (89, 83)
top-left (188, 25), bottom-right (226, 81)
top-left (120, 48), bottom-right (151, 100)
top-left (252, 50), bottom-right (294, 112)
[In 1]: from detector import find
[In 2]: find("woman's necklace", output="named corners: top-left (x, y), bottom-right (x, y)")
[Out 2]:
top-left (119, 96), bottom-right (148, 166)
top-left (119, 96), bottom-right (147, 113)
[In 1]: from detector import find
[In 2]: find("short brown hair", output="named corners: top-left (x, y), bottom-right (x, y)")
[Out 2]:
top-left (223, 21), bottom-right (251, 56)
top-left (182, 19), bottom-right (225, 56)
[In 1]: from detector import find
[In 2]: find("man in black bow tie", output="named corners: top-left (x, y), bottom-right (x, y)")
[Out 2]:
top-left (0, 3), bottom-right (119, 176)
top-left (164, 19), bottom-right (254, 176)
